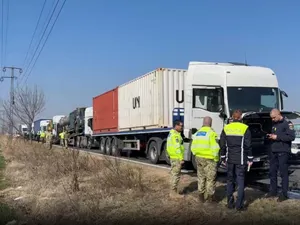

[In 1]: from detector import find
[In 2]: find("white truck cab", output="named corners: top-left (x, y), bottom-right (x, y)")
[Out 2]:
top-left (84, 107), bottom-right (93, 136)
top-left (182, 62), bottom-right (300, 170)
top-left (40, 120), bottom-right (51, 132)
top-left (19, 124), bottom-right (28, 135)
top-left (52, 115), bottom-right (65, 136)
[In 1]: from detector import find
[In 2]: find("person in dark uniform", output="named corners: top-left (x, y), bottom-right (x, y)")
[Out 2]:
top-left (220, 109), bottom-right (253, 211)
top-left (266, 108), bottom-right (295, 202)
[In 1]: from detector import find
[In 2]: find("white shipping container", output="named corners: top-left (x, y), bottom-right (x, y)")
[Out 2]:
top-left (118, 68), bottom-right (187, 131)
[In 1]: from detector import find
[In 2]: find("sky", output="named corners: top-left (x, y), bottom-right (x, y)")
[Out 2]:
top-left (0, 0), bottom-right (300, 120)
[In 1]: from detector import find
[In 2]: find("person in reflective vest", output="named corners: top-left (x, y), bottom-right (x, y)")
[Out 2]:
top-left (59, 131), bottom-right (64, 146)
top-left (220, 109), bottom-right (253, 211)
top-left (166, 120), bottom-right (184, 198)
top-left (191, 116), bottom-right (220, 203)
top-left (40, 130), bottom-right (46, 143)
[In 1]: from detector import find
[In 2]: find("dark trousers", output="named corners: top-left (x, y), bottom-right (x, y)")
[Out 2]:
top-left (227, 163), bottom-right (246, 209)
top-left (269, 151), bottom-right (289, 196)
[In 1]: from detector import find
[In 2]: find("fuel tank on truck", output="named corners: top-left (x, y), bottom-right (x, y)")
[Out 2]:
top-left (118, 68), bottom-right (187, 131)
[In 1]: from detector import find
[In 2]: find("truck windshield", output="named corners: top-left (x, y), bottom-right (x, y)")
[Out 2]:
top-left (227, 87), bottom-right (279, 113)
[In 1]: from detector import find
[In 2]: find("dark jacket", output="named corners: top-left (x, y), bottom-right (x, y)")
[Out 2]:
top-left (220, 120), bottom-right (253, 165)
top-left (270, 117), bottom-right (295, 153)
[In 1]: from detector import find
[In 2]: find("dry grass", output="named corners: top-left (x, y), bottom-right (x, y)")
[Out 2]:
top-left (0, 136), bottom-right (300, 225)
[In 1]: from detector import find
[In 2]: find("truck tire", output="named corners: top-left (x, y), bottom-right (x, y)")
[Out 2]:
top-left (148, 140), bottom-right (160, 164)
top-left (105, 137), bottom-right (112, 155)
top-left (99, 137), bottom-right (106, 154)
top-left (111, 137), bottom-right (120, 156)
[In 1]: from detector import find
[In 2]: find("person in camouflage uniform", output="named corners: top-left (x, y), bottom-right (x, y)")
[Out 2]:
top-left (166, 120), bottom-right (185, 198)
top-left (191, 117), bottom-right (220, 203)
top-left (63, 128), bottom-right (68, 149)
top-left (45, 126), bottom-right (53, 150)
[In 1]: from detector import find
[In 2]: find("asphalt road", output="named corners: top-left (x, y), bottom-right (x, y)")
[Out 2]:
top-left (253, 165), bottom-right (300, 190)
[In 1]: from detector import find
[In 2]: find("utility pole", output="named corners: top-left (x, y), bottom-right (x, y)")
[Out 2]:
top-left (0, 66), bottom-right (23, 137)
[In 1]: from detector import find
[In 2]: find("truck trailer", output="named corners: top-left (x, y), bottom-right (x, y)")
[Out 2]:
top-left (91, 61), bottom-right (300, 171)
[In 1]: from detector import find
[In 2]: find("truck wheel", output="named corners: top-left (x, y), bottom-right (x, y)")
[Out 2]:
top-left (99, 137), bottom-right (106, 154)
top-left (148, 141), bottom-right (160, 164)
top-left (105, 137), bottom-right (112, 155)
top-left (111, 137), bottom-right (120, 156)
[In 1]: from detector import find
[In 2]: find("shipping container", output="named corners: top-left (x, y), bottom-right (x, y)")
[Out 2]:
top-left (118, 68), bottom-right (186, 131)
top-left (93, 88), bottom-right (118, 134)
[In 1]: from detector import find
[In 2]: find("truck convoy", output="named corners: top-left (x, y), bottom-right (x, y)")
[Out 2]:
top-left (31, 61), bottom-right (300, 171)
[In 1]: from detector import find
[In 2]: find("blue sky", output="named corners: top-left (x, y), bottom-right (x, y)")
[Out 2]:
top-left (0, 0), bottom-right (300, 119)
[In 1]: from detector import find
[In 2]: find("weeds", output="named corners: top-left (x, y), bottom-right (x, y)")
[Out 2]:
top-left (1, 136), bottom-right (300, 224)
top-left (0, 141), bottom-right (16, 225)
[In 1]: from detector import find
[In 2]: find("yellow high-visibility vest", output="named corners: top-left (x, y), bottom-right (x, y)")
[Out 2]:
top-left (40, 131), bottom-right (46, 138)
top-left (166, 129), bottom-right (184, 160)
top-left (191, 126), bottom-right (220, 162)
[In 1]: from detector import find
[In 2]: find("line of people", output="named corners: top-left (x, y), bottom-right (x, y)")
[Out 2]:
top-left (167, 108), bottom-right (295, 211)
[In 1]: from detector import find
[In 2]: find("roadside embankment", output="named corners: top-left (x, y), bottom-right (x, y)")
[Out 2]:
top-left (0, 136), bottom-right (299, 225)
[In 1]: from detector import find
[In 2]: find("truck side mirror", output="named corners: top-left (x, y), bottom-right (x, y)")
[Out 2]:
top-left (280, 89), bottom-right (288, 110)
top-left (219, 107), bottom-right (227, 120)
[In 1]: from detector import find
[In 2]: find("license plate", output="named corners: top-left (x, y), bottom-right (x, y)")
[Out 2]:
top-left (253, 157), bottom-right (260, 162)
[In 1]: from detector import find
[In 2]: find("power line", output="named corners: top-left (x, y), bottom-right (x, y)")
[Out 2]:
top-left (3, 0), bottom-right (9, 66)
top-left (21, 0), bottom-right (61, 82)
top-left (22, 0), bottom-right (48, 68)
top-left (1, 0), bottom-right (3, 67)
top-left (1, 0), bottom-right (9, 78)
top-left (22, 0), bottom-right (67, 85)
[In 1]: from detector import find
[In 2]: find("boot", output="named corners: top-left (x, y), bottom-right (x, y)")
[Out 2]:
top-left (198, 193), bottom-right (205, 203)
top-left (206, 195), bottom-right (215, 203)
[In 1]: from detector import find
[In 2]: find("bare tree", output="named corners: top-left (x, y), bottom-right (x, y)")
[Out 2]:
top-left (1, 85), bottom-right (45, 138)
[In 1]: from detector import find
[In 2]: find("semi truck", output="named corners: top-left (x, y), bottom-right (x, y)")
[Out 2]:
top-left (32, 119), bottom-right (51, 140)
top-left (40, 119), bottom-right (52, 132)
top-left (18, 124), bottom-right (28, 136)
top-left (59, 107), bottom-right (97, 148)
top-left (90, 61), bottom-right (300, 171)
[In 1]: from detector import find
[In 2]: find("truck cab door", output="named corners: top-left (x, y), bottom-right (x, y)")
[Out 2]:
top-left (190, 86), bottom-right (225, 138)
